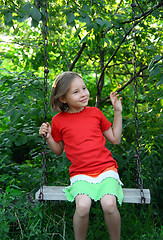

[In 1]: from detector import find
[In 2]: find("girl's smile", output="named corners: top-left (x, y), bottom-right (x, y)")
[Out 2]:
top-left (80, 98), bottom-right (88, 103)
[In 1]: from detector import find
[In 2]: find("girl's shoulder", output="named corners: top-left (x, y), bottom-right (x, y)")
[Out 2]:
top-left (52, 111), bottom-right (66, 121)
top-left (86, 106), bottom-right (102, 114)
top-left (86, 106), bottom-right (98, 111)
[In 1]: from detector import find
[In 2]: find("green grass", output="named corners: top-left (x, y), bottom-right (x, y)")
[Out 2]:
top-left (0, 187), bottom-right (162, 239)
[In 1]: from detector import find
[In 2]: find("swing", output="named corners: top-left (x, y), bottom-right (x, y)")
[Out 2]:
top-left (35, 1), bottom-right (150, 204)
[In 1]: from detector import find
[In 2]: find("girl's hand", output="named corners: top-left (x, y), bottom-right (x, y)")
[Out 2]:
top-left (110, 91), bottom-right (122, 112)
top-left (39, 122), bottom-right (51, 139)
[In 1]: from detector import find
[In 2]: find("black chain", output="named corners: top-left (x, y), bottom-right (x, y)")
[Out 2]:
top-left (131, 0), bottom-right (145, 204)
top-left (39, 0), bottom-right (49, 201)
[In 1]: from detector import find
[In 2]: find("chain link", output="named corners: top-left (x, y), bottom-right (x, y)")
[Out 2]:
top-left (131, 0), bottom-right (145, 204)
top-left (39, 0), bottom-right (49, 201)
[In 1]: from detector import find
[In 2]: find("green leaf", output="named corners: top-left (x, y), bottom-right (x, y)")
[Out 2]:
top-left (5, 12), bottom-right (13, 23)
top-left (0, 163), bottom-right (6, 169)
top-left (24, 96), bottom-right (30, 105)
top-left (5, 109), bottom-right (14, 117)
top-left (152, 10), bottom-right (160, 19)
top-left (21, 3), bottom-right (31, 16)
top-left (112, 20), bottom-right (120, 28)
top-left (156, 80), bottom-right (163, 87)
top-left (0, 174), bottom-right (10, 182)
top-left (22, 135), bottom-right (28, 145)
top-left (86, 22), bottom-right (94, 31)
top-left (149, 66), bottom-right (160, 78)
top-left (74, 28), bottom-right (81, 38)
top-left (67, 12), bottom-right (75, 23)
top-left (17, 16), bottom-right (28, 22)
top-left (15, 135), bottom-right (27, 146)
top-left (9, 188), bottom-right (21, 197)
top-left (80, 35), bottom-right (88, 44)
top-left (148, 55), bottom-right (162, 69)
top-left (10, 110), bottom-right (19, 122)
top-left (153, 55), bottom-right (162, 61)
top-left (30, 6), bottom-right (41, 22)
top-left (104, 20), bottom-right (112, 28)
top-left (80, 16), bottom-right (91, 24)
top-left (95, 18), bottom-right (105, 27)
top-left (31, 19), bottom-right (39, 27)
top-left (92, 23), bottom-right (100, 33)
top-left (83, 5), bottom-right (90, 11)
top-left (68, 20), bottom-right (75, 27)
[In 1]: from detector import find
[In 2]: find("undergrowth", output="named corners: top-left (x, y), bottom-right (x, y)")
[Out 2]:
top-left (0, 154), bottom-right (162, 239)
top-left (0, 185), bottom-right (162, 239)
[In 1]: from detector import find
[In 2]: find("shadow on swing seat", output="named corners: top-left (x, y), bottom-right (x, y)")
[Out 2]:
top-left (35, 186), bottom-right (151, 204)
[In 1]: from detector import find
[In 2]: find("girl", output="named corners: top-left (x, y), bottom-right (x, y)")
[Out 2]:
top-left (39, 71), bottom-right (123, 240)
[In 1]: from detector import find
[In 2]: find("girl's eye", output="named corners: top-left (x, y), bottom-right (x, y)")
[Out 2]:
top-left (73, 91), bottom-right (78, 94)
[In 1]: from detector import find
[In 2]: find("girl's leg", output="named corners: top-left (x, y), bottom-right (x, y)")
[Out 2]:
top-left (73, 194), bottom-right (92, 240)
top-left (100, 195), bottom-right (121, 240)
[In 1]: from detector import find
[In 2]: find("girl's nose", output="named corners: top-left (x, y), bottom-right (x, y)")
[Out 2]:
top-left (80, 90), bottom-right (86, 97)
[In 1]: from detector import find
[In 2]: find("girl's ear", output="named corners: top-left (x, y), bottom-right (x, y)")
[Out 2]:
top-left (59, 97), bottom-right (67, 103)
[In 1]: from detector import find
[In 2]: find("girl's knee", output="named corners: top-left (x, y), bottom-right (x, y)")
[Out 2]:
top-left (100, 195), bottom-right (117, 214)
top-left (75, 194), bottom-right (92, 217)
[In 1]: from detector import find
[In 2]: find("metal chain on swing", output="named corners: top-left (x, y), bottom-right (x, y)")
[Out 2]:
top-left (131, 0), bottom-right (146, 204)
top-left (39, 0), bottom-right (49, 201)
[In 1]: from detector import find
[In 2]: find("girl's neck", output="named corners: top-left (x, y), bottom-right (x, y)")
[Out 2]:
top-left (67, 107), bottom-right (85, 114)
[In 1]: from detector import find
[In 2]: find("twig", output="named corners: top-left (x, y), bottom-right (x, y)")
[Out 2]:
top-left (15, 211), bottom-right (24, 239)
top-left (9, 0), bottom-right (19, 7)
top-left (135, 0), bottom-right (145, 15)
top-left (115, 0), bottom-right (123, 14)
top-left (91, 60), bottom-right (98, 85)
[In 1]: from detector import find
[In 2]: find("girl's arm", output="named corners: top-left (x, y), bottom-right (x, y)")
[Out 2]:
top-left (39, 122), bottom-right (64, 156)
top-left (103, 92), bottom-right (122, 145)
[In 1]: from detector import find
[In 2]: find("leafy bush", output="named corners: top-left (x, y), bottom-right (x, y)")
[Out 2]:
top-left (0, 71), bottom-right (51, 163)
top-left (0, 66), bottom-right (162, 238)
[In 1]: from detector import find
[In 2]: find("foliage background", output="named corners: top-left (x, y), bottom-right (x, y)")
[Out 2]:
top-left (0, 0), bottom-right (163, 239)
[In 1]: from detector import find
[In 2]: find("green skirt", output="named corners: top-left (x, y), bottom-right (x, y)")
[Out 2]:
top-left (63, 177), bottom-right (124, 205)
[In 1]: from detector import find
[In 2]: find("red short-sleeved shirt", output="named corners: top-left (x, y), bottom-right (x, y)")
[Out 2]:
top-left (51, 107), bottom-right (118, 177)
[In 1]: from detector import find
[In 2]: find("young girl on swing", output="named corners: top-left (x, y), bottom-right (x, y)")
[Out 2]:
top-left (39, 71), bottom-right (123, 240)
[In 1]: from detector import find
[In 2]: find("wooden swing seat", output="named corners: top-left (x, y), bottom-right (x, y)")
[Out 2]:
top-left (35, 186), bottom-right (151, 204)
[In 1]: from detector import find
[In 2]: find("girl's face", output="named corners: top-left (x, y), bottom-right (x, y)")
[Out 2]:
top-left (61, 77), bottom-right (90, 113)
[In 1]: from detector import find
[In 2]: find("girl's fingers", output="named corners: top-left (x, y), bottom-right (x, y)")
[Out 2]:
top-left (39, 123), bottom-right (47, 135)
top-left (39, 122), bottom-right (51, 138)
top-left (110, 91), bottom-right (119, 98)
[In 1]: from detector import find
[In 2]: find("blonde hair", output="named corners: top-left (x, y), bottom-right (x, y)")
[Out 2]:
top-left (50, 71), bottom-right (82, 112)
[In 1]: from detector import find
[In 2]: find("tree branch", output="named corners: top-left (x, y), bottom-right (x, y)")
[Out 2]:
top-left (100, 57), bottom-right (162, 104)
top-left (68, 42), bottom-right (86, 71)
top-left (97, 28), bottom-right (133, 89)
top-left (97, 1), bottom-right (162, 89)
top-left (100, 65), bottom-right (148, 104)
top-left (122, 1), bottom-right (163, 24)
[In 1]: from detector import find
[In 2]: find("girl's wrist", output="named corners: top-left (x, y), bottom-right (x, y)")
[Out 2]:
top-left (114, 109), bottom-right (122, 113)
top-left (46, 134), bottom-right (53, 141)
